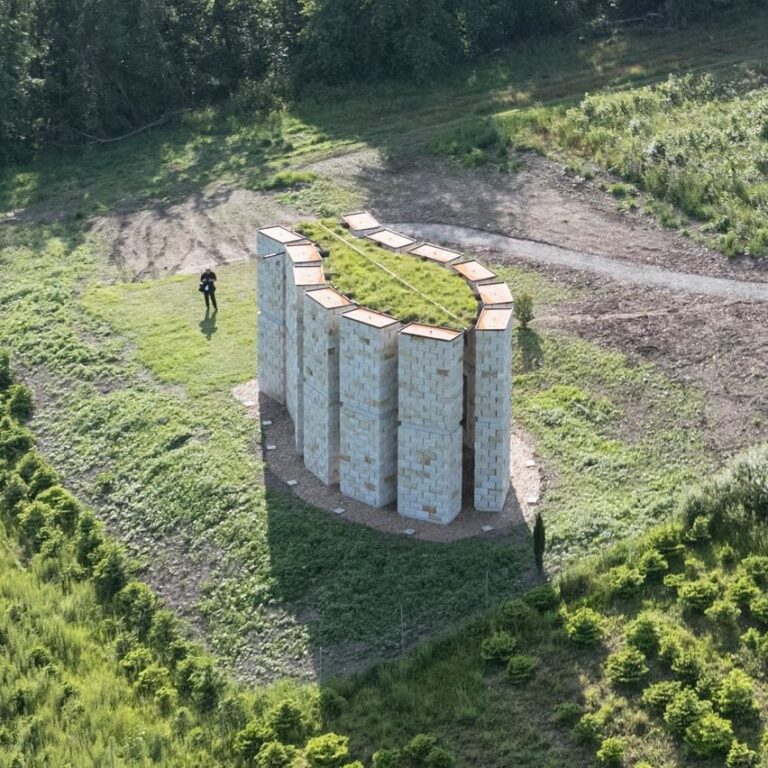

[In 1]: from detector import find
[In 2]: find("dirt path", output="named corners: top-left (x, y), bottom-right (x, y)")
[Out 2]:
top-left (394, 222), bottom-right (768, 302)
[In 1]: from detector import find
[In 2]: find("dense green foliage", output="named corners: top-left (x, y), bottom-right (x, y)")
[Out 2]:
top-left (0, 354), bottom-right (362, 767)
top-left (297, 220), bottom-right (478, 328)
top-left (3, 0), bottom-right (767, 163)
top-left (331, 446), bottom-right (768, 766)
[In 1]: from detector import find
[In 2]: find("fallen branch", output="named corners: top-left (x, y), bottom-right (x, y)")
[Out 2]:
top-left (73, 109), bottom-right (189, 145)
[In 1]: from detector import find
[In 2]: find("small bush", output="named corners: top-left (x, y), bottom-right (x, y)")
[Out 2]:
top-left (425, 747), bottom-right (455, 768)
top-left (664, 689), bottom-right (712, 734)
top-left (235, 722), bottom-right (270, 764)
top-left (498, 599), bottom-right (536, 635)
top-left (625, 615), bottom-right (660, 656)
top-left (257, 741), bottom-right (293, 768)
top-left (605, 647), bottom-right (649, 687)
top-left (573, 712), bottom-right (605, 745)
top-left (705, 599), bottom-right (740, 628)
top-left (506, 655), bottom-right (539, 684)
top-left (726, 740), bottom-right (758, 768)
top-left (371, 749), bottom-right (402, 768)
top-left (715, 670), bottom-right (756, 720)
top-left (552, 702), bottom-right (582, 726)
top-left (522, 583), bottom-right (560, 612)
top-left (678, 579), bottom-right (719, 612)
top-left (565, 607), bottom-right (604, 646)
top-left (607, 565), bottom-right (644, 599)
top-left (268, 701), bottom-right (305, 745)
top-left (7, 385), bottom-right (33, 422)
top-left (670, 649), bottom-right (703, 686)
top-left (638, 549), bottom-right (668, 581)
top-left (726, 577), bottom-right (759, 607)
top-left (480, 632), bottom-right (518, 664)
top-left (405, 734), bottom-right (438, 763)
top-left (742, 556), bottom-right (768, 586)
top-left (641, 680), bottom-right (684, 714)
top-left (685, 514), bottom-right (712, 543)
top-left (91, 544), bottom-right (129, 603)
top-left (319, 688), bottom-right (346, 722)
top-left (749, 594), bottom-right (768, 625)
top-left (262, 171), bottom-right (317, 190)
top-left (0, 349), bottom-right (11, 390)
top-left (596, 736), bottom-right (626, 767)
top-left (647, 525), bottom-right (685, 561)
top-left (683, 712), bottom-right (734, 758)
top-left (514, 293), bottom-right (534, 330)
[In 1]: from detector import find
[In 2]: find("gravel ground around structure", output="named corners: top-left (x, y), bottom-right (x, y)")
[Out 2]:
top-left (232, 379), bottom-right (543, 543)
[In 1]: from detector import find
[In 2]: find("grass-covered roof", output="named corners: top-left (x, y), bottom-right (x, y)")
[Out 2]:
top-left (297, 220), bottom-right (478, 329)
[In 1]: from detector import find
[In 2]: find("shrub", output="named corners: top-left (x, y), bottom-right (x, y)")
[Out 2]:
top-left (35, 486), bottom-right (80, 534)
top-left (498, 599), bottom-right (537, 635)
top-left (117, 582), bottom-right (159, 639)
top-left (552, 702), bottom-right (582, 726)
top-left (719, 544), bottom-right (738, 567)
top-left (742, 556), bottom-right (768, 586)
top-left (685, 514), bottom-right (711, 543)
top-left (607, 565), bottom-right (644, 599)
top-left (641, 681), bottom-right (684, 714)
top-left (405, 734), bottom-right (438, 763)
top-left (565, 607), bottom-right (604, 646)
top-left (154, 686), bottom-right (178, 716)
top-left (425, 747), bottom-right (455, 768)
top-left (134, 664), bottom-right (171, 696)
top-left (506, 655), bottom-right (539, 684)
top-left (7, 385), bottom-right (33, 422)
top-left (0, 349), bottom-right (11, 390)
top-left (319, 688), bottom-right (346, 721)
top-left (726, 577), bottom-right (759, 607)
top-left (573, 712), bottom-right (605, 745)
top-left (371, 749), bottom-right (402, 768)
top-left (91, 544), bottom-right (129, 603)
top-left (705, 599), bottom-right (741, 628)
top-left (605, 647), bottom-right (649, 687)
top-left (715, 670), bottom-right (756, 720)
top-left (664, 689), bottom-right (712, 734)
top-left (2, 472), bottom-right (28, 515)
top-left (75, 512), bottom-right (105, 569)
top-left (480, 632), bottom-right (518, 664)
top-left (514, 293), bottom-right (534, 330)
top-left (638, 549), bottom-right (668, 581)
top-left (268, 701), bottom-right (305, 745)
top-left (257, 741), bottom-right (293, 768)
top-left (175, 656), bottom-right (222, 712)
top-left (678, 579), bottom-right (719, 612)
top-left (647, 524), bottom-right (685, 560)
top-left (683, 712), bottom-right (734, 758)
top-left (28, 466), bottom-right (59, 497)
top-left (17, 501), bottom-right (53, 553)
top-left (305, 733), bottom-right (350, 768)
top-left (120, 647), bottom-right (154, 682)
top-left (670, 650), bottom-right (704, 686)
top-left (522, 584), bottom-right (560, 612)
top-left (726, 740), bottom-right (758, 768)
top-left (235, 721), bottom-right (270, 763)
top-left (625, 615), bottom-right (660, 655)
top-left (749, 594), bottom-right (768, 625)
top-left (740, 628), bottom-right (762, 650)
top-left (596, 737), bottom-right (626, 767)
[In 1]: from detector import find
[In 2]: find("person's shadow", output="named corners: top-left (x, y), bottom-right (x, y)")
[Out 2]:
top-left (199, 308), bottom-right (218, 341)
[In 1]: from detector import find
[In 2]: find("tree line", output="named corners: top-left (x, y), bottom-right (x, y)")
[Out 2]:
top-left (0, 0), bottom-right (762, 164)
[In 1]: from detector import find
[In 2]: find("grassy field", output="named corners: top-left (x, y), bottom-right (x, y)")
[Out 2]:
top-left (297, 220), bottom-right (478, 328)
top-left (330, 446), bottom-right (768, 768)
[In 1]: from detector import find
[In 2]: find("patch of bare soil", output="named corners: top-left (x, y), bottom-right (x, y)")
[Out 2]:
top-left (232, 380), bottom-right (542, 542)
top-left (362, 153), bottom-right (768, 282)
top-left (91, 187), bottom-right (302, 281)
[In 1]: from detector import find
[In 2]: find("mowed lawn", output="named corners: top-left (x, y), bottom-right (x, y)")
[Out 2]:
top-left (82, 261), bottom-right (258, 396)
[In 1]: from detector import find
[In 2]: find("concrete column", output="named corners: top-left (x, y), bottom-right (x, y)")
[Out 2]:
top-left (285, 264), bottom-right (325, 455)
top-left (256, 226), bottom-right (305, 403)
top-left (303, 288), bottom-right (354, 485)
top-left (397, 325), bottom-right (464, 524)
top-left (473, 308), bottom-right (513, 512)
top-left (339, 308), bottom-right (401, 507)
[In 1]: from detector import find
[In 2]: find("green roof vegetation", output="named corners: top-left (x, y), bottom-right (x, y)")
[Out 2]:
top-left (296, 220), bottom-right (478, 329)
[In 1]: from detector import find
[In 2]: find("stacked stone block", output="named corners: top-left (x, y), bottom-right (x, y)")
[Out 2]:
top-left (285, 264), bottom-right (325, 455)
top-left (473, 308), bottom-right (513, 512)
top-left (256, 226), bottom-right (305, 403)
top-left (397, 325), bottom-right (464, 524)
top-left (339, 309), bottom-right (401, 507)
top-left (302, 288), bottom-right (354, 485)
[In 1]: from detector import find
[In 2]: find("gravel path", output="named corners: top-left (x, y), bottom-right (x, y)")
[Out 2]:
top-left (393, 222), bottom-right (768, 302)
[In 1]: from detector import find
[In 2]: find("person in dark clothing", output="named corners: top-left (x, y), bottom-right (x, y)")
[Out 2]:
top-left (200, 268), bottom-right (218, 311)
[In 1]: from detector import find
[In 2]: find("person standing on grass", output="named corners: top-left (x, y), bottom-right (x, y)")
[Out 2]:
top-left (200, 267), bottom-right (218, 312)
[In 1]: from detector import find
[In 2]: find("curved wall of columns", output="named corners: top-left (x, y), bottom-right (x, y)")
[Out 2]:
top-left (256, 212), bottom-right (513, 525)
